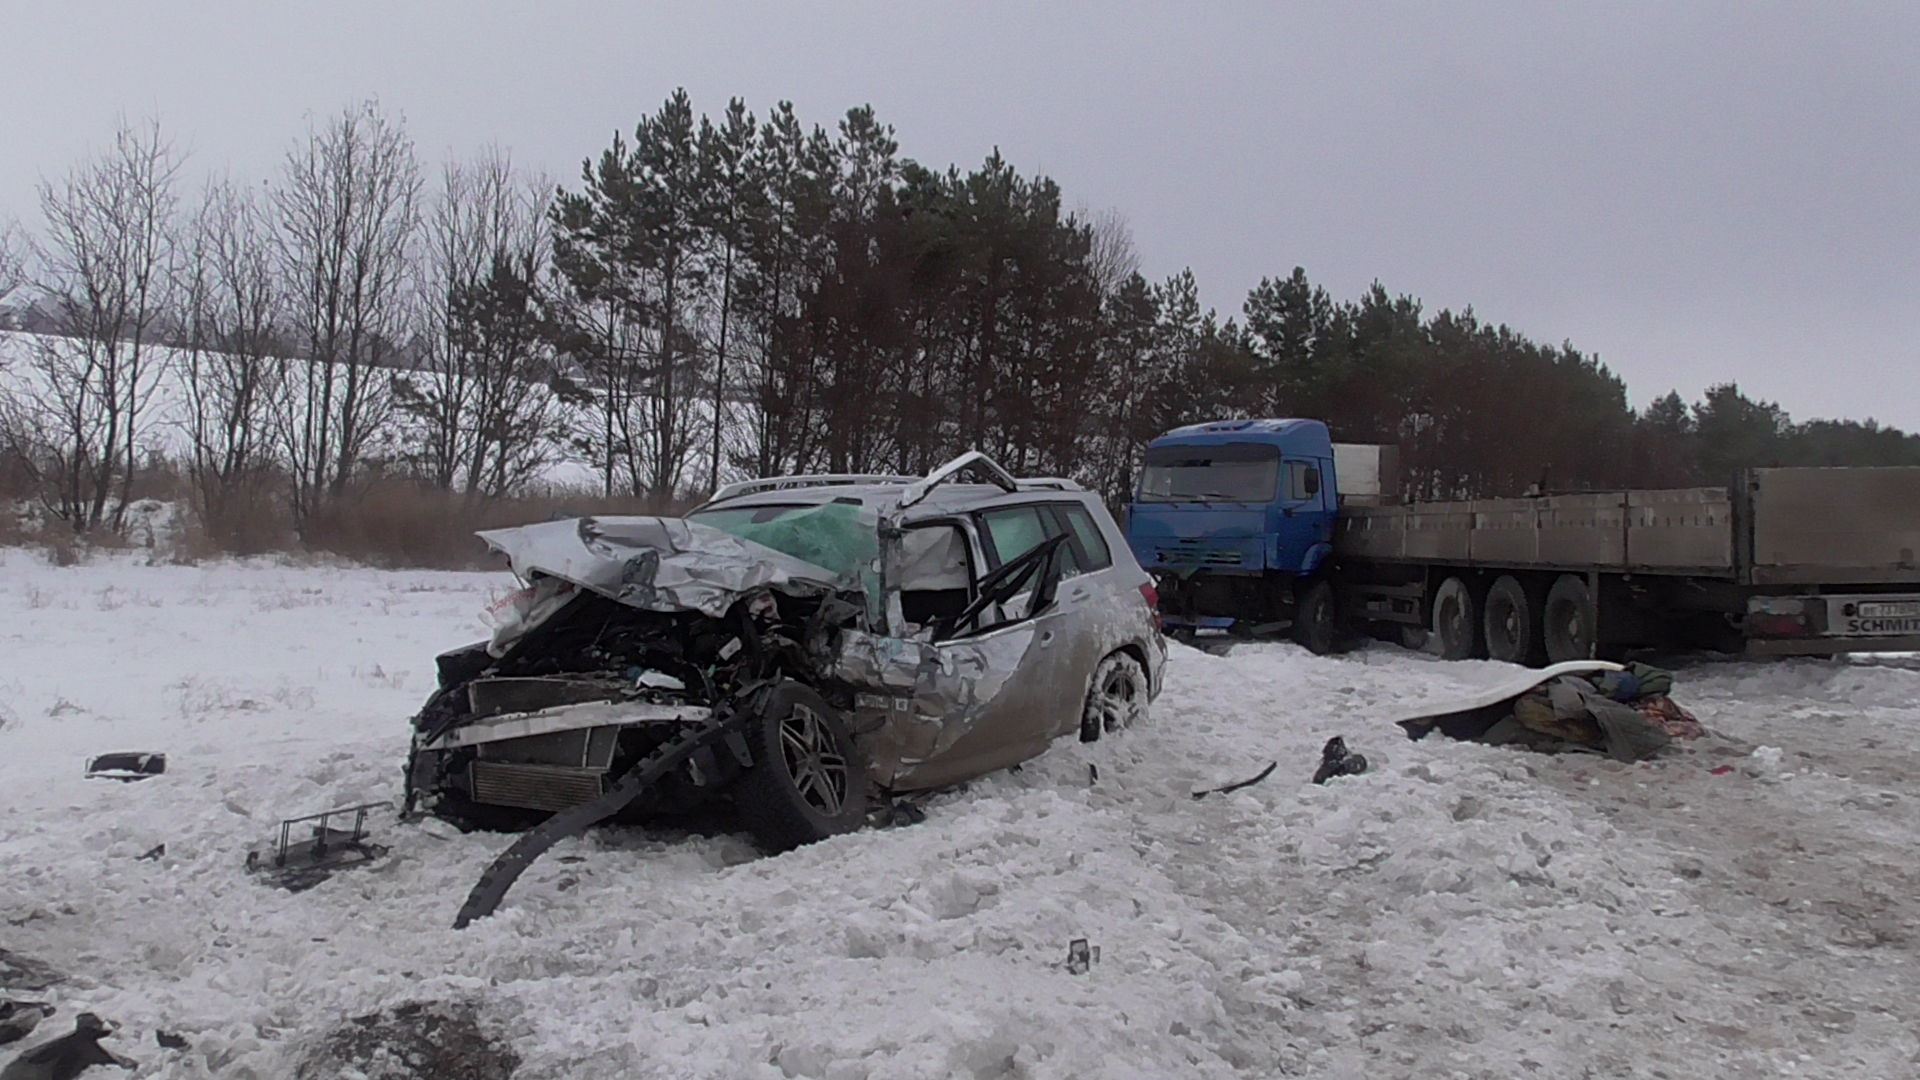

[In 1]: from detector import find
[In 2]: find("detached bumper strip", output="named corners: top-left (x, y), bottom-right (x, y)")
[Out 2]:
top-left (453, 715), bottom-right (743, 929)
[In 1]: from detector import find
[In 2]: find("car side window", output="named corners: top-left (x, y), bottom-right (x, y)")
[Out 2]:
top-left (979, 506), bottom-right (1051, 567)
top-left (979, 501), bottom-right (1115, 580)
top-left (1054, 503), bottom-right (1113, 573)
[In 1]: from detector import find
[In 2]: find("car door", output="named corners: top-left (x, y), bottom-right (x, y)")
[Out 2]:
top-left (911, 505), bottom-right (1080, 785)
top-left (843, 507), bottom-right (1071, 791)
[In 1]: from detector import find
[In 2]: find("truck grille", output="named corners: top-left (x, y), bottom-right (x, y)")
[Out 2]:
top-left (470, 761), bottom-right (605, 812)
top-left (1157, 540), bottom-right (1246, 567)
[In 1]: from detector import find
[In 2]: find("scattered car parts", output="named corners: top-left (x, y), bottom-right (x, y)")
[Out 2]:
top-left (83, 753), bottom-right (164, 782)
top-left (245, 802), bottom-right (390, 892)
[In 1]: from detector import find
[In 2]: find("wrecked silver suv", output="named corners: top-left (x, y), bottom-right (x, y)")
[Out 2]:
top-left (404, 452), bottom-right (1166, 925)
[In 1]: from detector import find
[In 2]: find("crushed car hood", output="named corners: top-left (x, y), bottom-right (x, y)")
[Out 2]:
top-left (476, 515), bottom-right (853, 618)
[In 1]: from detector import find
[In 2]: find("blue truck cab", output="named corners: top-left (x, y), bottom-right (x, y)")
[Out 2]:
top-left (1125, 419), bottom-right (1339, 637)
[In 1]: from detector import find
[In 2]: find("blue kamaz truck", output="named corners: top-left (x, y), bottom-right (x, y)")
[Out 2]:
top-left (1125, 418), bottom-right (1920, 662)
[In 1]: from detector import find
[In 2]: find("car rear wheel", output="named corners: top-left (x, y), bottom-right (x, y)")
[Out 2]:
top-left (736, 682), bottom-right (870, 852)
top-left (1081, 653), bottom-right (1150, 742)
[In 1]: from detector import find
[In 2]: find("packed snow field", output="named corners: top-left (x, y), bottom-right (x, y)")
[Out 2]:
top-left (2, 553), bottom-right (1917, 1079)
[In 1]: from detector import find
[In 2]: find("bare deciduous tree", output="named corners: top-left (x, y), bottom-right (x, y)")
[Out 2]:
top-left (178, 178), bottom-right (282, 543)
top-left (1083, 206), bottom-right (1140, 299)
top-left (399, 147), bottom-right (569, 499)
top-left (14, 118), bottom-right (181, 533)
top-left (0, 219), bottom-right (25, 314)
top-left (271, 100), bottom-right (420, 529)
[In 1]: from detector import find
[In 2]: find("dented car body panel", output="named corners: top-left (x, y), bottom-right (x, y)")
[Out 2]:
top-left (475, 514), bottom-right (855, 618)
top-left (407, 453), bottom-right (1166, 834)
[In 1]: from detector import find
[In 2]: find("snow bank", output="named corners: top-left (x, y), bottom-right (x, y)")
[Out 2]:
top-left (2, 553), bottom-right (1917, 1077)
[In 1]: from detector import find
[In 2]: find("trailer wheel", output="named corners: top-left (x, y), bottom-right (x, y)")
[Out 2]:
top-left (1293, 580), bottom-right (1341, 655)
top-left (1431, 576), bottom-right (1484, 660)
top-left (1543, 575), bottom-right (1596, 663)
top-left (735, 682), bottom-right (871, 853)
top-left (1483, 575), bottom-right (1543, 666)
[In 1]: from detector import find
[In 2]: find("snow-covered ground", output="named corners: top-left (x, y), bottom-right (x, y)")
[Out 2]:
top-left (2, 552), bottom-right (1917, 1078)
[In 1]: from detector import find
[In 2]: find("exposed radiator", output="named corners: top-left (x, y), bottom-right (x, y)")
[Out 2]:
top-left (469, 761), bottom-right (605, 813)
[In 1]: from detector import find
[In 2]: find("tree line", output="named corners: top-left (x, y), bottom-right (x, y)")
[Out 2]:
top-left (1, 94), bottom-right (1915, 548)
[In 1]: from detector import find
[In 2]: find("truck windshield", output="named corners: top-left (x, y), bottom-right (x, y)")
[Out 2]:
top-left (1137, 442), bottom-right (1281, 503)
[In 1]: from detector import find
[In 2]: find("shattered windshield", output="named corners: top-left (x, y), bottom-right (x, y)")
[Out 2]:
top-left (1136, 442), bottom-right (1281, 503)
top-left (691, 502), bottom-right (879, 581)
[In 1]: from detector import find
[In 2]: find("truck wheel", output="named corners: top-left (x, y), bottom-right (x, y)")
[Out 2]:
top-left (1543, 575), bottom-right (1596, 663)
top-left (735, 682), bottom-right (871, 853)
top-left (1431, 576), bottom-right (1484, 660)
top-left (1483, 575), bottom-right (1543, 666)
top-left (1081, 652), bottom-right (1150, 742)
top-left (1293, 580), bottom-right (1341, 655)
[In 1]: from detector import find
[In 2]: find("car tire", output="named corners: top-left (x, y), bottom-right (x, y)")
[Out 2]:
top-left (1081, 652), bottom-right (1150, 742)
top-left (1292, 579), bottom-right (1341, 655)
top-left (735, 682), bottom-right (871, 853)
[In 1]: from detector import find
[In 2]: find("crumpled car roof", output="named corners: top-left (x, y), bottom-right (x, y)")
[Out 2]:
top-left (477, 515), bottom-right (855, 618)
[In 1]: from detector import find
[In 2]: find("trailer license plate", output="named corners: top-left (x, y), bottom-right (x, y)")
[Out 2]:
top-left (1857, 601), bottom-right (1920, 619)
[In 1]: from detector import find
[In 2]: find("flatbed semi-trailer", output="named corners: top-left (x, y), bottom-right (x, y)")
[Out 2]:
top-left (1126, 419), bottom-right (1920, 662)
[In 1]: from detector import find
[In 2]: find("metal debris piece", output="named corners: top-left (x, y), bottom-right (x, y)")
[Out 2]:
top-left (245, 802), bottom-right (390, 893)
top-left (83, 752), bottom-right (166, 782)
top-left (1312, 737), bottom-right (1369, 785)
top-left (1192, 761), bottom-right (1278, 799)
top-left (136, 845), bottom-right (166, 862)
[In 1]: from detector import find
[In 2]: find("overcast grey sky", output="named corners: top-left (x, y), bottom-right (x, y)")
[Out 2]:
top-left (5, 2), bottom-right (1916, 427)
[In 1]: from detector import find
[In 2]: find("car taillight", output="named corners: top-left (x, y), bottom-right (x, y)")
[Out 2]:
top-left (1139, 581), bottom-right (1159, 611)
top-left (1749, 613), bottom-right (1809, 637)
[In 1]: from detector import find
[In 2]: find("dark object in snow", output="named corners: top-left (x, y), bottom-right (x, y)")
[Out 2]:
top-left (0, 951), bottom-right (61, 993)
top-left (153, 1031), bottom-right (189, 1050)
top-left (82, 753), bottom-right (165, 782)
top-left (294, 1000), bottom-right (518, 1080)
top-left (0, 1002), bottom-right (55, 1046)
top-left (135, 845), bottom-right (165, 862)
top-left (0, 1013), bottom-right (133, 1080)
top-left (1066, 938), bottom-right (1097, 975)
top-left (1088, 763), bottom-right (1099, 785)
top-left (246, 803), bottom-right (389, 893)
top-left (1312, 738), bottom-right (1369, 785)
top-left (1191, 761), bottom-right (1278, 799)
top-left (881, 800), bottom-right (928, 827)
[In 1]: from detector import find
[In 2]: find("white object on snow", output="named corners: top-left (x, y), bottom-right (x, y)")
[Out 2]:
top-left (1390, 659), bottom-right (1624, 727)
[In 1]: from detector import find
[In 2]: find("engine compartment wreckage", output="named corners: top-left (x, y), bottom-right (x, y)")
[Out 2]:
top-left (404, 452), bottom-right (1166, 927)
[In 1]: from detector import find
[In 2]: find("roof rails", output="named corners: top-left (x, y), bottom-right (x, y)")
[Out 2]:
top-left (702, 451), bottom-right (1084, 510)
top-left (706, 473), bottom-right (920, 504)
